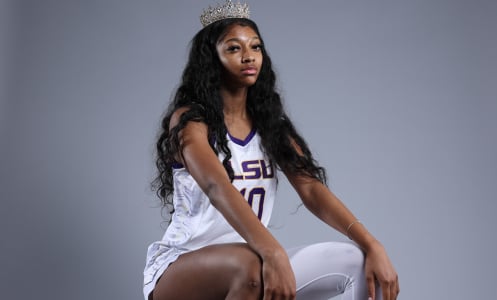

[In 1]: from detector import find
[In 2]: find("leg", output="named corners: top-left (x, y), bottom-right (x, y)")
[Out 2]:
top-left (288, 241), bottom-right (382, 300)
top-left (151, 243), bottom-right (263, 300)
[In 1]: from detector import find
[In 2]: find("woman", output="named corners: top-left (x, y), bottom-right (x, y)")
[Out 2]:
top-left (144, 1), bottom-right (399, 299)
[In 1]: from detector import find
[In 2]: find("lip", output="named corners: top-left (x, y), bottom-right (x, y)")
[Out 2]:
top-left (241, 66), bottom-right (258, 75)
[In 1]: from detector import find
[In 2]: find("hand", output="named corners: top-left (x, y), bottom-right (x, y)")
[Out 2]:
top-left (261, 248), bottom-right (296, 300)
top-left (365, 241), bottom-right (399, 300)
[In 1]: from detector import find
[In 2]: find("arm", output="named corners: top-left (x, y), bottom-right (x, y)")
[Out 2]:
top-left (285, 174), bottom-right (376, 250)
top-left (170, 109), bottom-right (296, 299)
top-left (284, 171), bottom-right (399, 300)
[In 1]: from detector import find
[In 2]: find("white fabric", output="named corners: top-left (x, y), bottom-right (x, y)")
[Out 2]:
top-left (143, 130), bottom-right (277, 298)
top-left (288, 241), bottom-right (382, 300)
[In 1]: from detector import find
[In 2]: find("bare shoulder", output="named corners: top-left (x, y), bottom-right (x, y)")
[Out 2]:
top-left (168, 106), bottom-right (209, 148)
top-left (169, 106), bottom-right (208, 132)
top-left (169, 106), bottom-right (192, 130)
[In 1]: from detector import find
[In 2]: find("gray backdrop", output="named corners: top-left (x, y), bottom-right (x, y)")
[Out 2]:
top-left (1, 0), bottom-right (496, 299)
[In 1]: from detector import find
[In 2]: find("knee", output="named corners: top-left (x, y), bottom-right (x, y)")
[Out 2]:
top-left (229, 246), bottom-right (263, 293)
top-left (340, 243), bottom-right (366, 271)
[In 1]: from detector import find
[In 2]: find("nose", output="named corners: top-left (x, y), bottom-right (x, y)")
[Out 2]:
top-left (242, 54), bottom-right (255, 63)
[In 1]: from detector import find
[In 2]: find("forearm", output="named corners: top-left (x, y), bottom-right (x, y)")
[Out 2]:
top-left (297, 181), bottom-right (379, 252)
top-left (207, 183), bottom-right (284, 258)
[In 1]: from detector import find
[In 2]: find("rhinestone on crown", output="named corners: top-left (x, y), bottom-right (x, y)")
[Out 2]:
top-left (200, 0), bottom-right (250, 27)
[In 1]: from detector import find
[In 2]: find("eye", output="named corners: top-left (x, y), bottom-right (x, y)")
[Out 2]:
top-left (252, 44), bottom-right (262, 51)
top-left (227, 45), bottom-right (240, 52)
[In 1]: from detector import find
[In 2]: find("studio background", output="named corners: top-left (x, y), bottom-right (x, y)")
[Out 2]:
top-left (1, 0), bottom-right (496, 299)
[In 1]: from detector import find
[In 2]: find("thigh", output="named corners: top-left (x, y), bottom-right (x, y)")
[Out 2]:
top-left (152, 243), bottom-right (262, 300)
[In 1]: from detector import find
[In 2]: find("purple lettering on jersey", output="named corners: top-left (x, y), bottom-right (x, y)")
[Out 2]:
top-left (260, 160), bottom-right (274, 179)
top-left (228, 161), bottom-right (244, 180)
top-left (242, 160), bottom-right (261, 179)
top-left (247, 187), bottom-right (265, 220)
top-left (239, 187), bottom-right (266, 220)
top-left (230, 159), bottom-right (274, 180)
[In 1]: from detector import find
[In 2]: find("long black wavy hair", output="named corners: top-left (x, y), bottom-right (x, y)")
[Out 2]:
top-left (153, 18), bottom-right (327, 210)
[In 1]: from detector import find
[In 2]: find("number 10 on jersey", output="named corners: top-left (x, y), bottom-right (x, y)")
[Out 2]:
top-left (240, 187), bottom-right (265, 220)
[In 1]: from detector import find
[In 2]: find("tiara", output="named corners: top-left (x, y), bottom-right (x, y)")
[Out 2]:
top-left (200, 0), bottom-right (250, 27)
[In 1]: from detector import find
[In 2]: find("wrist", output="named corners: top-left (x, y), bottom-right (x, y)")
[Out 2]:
top-left (346, 221), bottom-right (380, 253)
top-left (258, 244), bottom-right (286, 261)
top-left (361, 237), bottom-right (383, 253)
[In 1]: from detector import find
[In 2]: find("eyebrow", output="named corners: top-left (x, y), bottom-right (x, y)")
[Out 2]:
top-left (223, 36), bottom-right (260, 43)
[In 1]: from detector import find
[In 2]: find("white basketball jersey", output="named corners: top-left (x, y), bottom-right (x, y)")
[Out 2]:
top-left (164, 129), bottom-right (276, 249)
top-left (143, 129), bottom-right (276, 297)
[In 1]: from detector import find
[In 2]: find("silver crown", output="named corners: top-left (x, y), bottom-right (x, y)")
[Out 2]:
top-left (200, 0), bottom-right (250, 27)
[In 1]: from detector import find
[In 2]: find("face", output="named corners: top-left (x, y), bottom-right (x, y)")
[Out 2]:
top-left (216, 24), bottom-right (263, 88)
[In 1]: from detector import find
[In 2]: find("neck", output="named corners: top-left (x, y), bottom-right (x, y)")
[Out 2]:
top-left (220, 86), bottom-right (248, 119)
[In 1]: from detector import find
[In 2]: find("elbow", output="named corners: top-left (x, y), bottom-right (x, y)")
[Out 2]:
top-left (297, 183), bottom-right (323, 212)
top-left (203, 181), bottom-right (219, 200)
top-left (301, 194), bottom-right (319, 213)
top-left (202, 181), bottom-right (227, 208)
top-left (297, 188), bottom-right (316, 208)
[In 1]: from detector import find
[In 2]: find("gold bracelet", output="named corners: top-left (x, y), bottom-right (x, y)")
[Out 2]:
top-left (346, 220), bottom-right (361, 240)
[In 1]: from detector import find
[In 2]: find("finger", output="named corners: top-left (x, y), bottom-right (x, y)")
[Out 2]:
top-left (390, 282), bottom-right (396, 300)
top-left (367, 275), bottom-right (376, 300)
top-left (263, 286), bottom-right (279, 300)
top-left (380, 281), bottom-right (391, 300)
top-left (395, 278), bottom-right (400, 299)
top-left (262, 288), bottom-right (272, 300)
top-left (391, 278), bottom-right (399, 300)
